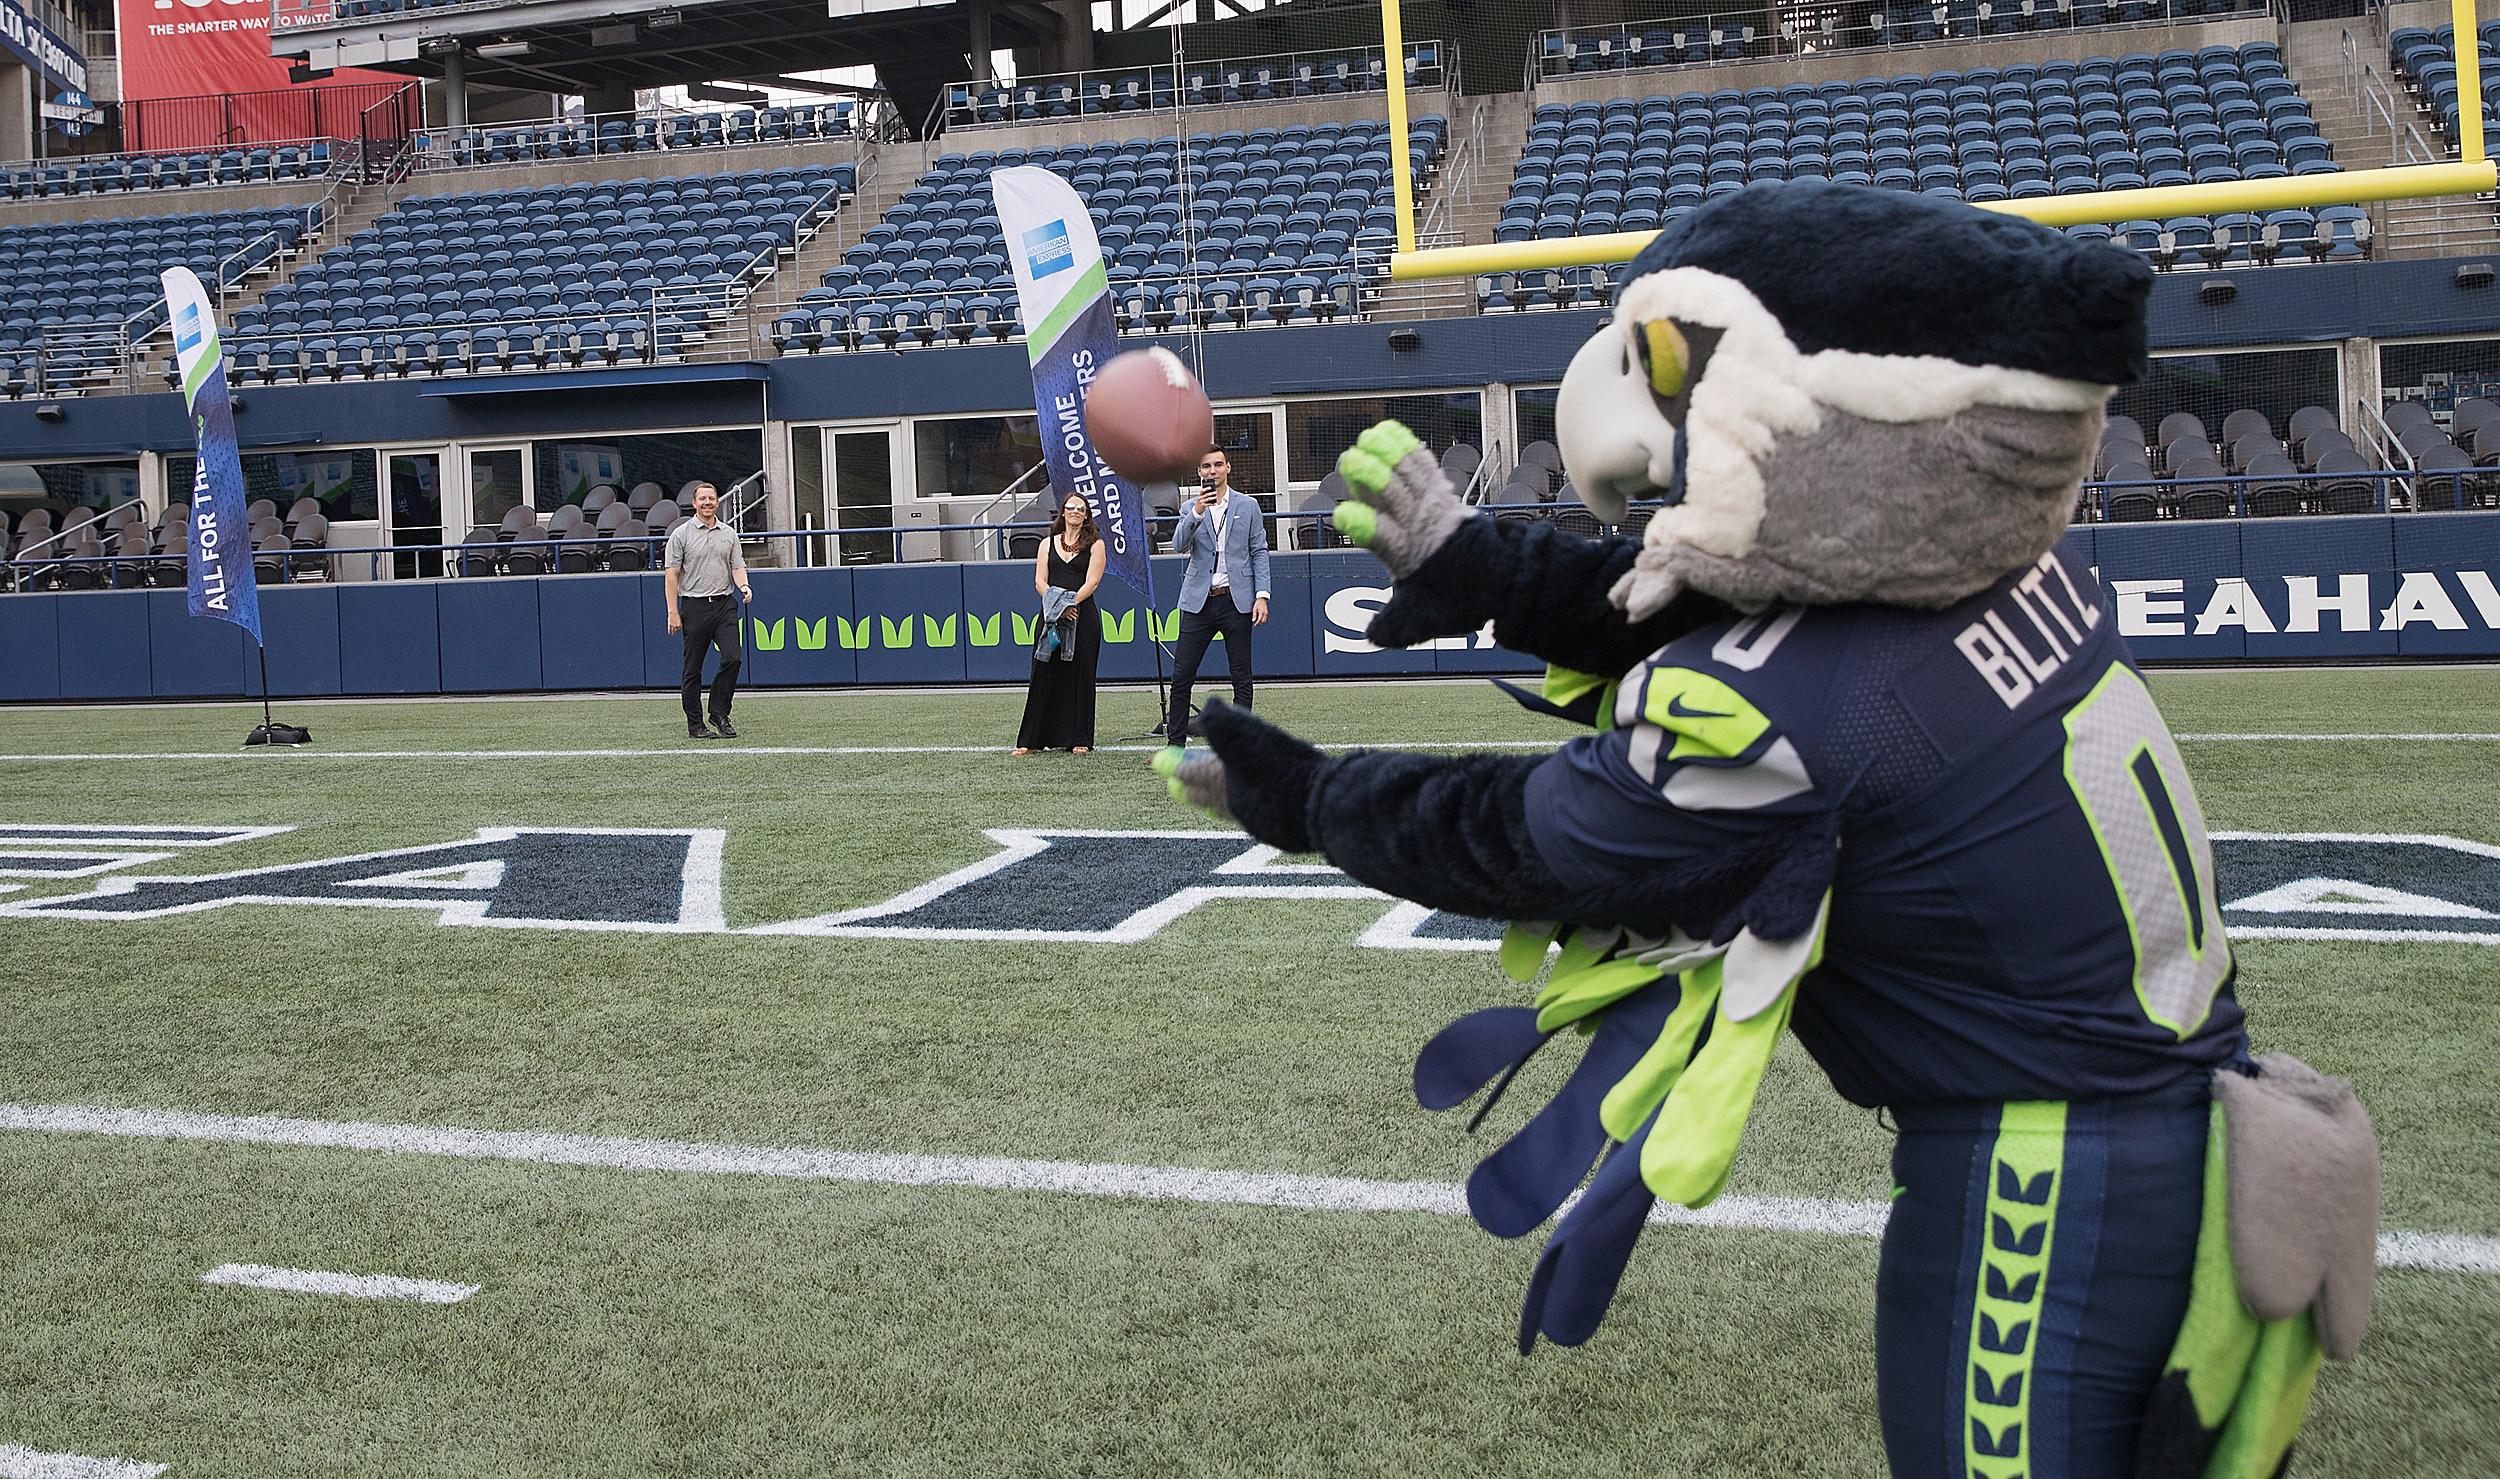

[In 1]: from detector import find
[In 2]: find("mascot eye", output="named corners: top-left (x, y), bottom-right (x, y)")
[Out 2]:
top-left (1637, 319), bottom-right (1689, 398)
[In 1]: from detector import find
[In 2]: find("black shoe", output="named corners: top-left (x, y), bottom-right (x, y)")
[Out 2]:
top-left (688, 722), bottom-right (718, 740)
top-left (712, 717), bottom-right (739, 739)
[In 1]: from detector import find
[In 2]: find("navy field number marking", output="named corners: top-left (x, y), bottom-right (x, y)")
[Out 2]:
top-left (2, 825), bottom-right (2493, 950)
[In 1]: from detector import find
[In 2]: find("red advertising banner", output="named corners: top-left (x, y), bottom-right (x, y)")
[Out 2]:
top-left (115, 0), bottom-right (395, 144)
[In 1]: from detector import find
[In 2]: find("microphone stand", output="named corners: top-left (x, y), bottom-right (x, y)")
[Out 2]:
top-left (1120, 479), bottom-right (1185, 743)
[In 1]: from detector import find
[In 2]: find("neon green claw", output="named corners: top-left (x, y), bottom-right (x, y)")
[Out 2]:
top-left (1335, 420), bottom-right (1423, 501)
top-left (1331, 500), bottom-right (1379, 546)
top-left (1151, 746), bottom-right (1188, 801)
top-left (1499, 922), bottom-right (1561, 983)
top-left (1337, 446), bottom-right (1392, 500)
top-left (1355, 419), bottom-right (1422, 468)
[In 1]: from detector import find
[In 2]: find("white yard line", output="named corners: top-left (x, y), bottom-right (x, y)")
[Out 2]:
top-left (2, 1102), bottom-right (2490, 1271)
top-left (0, 1444), bottom-right (167, 1479)
top-left (0, 734), bottom-right (2492, 763)
top-left (2172, 733), bottom-right (2500, 742)
top-left (199, 1263), bottom-right (478, 1304)
top-left (0, 743), bottom-right (1547, 760)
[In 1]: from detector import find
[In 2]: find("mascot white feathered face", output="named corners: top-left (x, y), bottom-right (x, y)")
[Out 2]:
top-left (1554, 182), bottom-right (2155, 618)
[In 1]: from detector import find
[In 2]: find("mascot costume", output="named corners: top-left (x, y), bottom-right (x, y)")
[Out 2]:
top-left (1153, 182), bottom-right (2379, 1478)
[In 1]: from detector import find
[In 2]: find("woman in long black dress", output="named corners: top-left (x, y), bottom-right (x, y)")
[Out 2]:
top-left (1013, 493), bottom-right (1108, 755)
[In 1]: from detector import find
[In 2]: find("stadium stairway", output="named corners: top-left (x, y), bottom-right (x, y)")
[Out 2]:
top-left (732, 184), bottom-right (879, 357)
top-left (1355, 98), bottom-right (1503, 320)
top-left (2342, 1), bottom-right (2500, 254)
top-left (128, 174), bottom-right (394, 385)
top-left (1436, 93), bottom-right (1532, 249)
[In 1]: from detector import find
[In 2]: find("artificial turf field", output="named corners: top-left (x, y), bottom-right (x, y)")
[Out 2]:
top-left (0, 669), bottom-right (2493, 1478)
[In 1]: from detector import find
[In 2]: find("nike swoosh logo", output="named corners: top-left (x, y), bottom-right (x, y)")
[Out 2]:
top-left (1665, 696), bottom-right (1735, 720)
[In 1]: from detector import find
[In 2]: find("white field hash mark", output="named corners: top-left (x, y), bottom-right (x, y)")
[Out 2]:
top-left (200, 1263), bottom-right (480, 1304)
top-left (0, 1443), bottom-right (167, 1478)
top-left (3, 1103), bottom-right (2494, 1273)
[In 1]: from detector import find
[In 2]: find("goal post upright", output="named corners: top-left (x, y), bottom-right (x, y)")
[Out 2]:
top-left (2455, 0), bottom-right (2486, 166)
top-left (1383, 0), bottom-right (1417, 255)
top-left (1387, 19), bottom-right (2500, 282)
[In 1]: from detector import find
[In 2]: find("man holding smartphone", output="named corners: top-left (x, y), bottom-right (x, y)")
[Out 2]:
top-left (1161, 446), bottom-right (1269, 744)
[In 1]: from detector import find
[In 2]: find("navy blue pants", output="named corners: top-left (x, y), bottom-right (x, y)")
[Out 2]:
top-left (1877, 1081), bottom-right (2210, 1479)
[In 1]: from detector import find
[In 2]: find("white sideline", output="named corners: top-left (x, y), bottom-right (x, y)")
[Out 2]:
top-left (199, 1263), bottom-right (479, 1305)
top-left (2, 1102), bottom-right (2493, 1271)
top-left (0, 1444), bottom-right (167, 1479)
top-left (0, 733), bottom-right (2491, 763)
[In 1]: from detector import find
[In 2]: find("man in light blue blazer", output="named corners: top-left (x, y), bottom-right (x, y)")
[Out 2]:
top-left (1162, 446), bottom-right (1270, 743)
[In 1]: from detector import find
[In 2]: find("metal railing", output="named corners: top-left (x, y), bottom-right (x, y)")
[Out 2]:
top-left (719, 470), bottom-right (770, 534)
top-left (971, 461), bottom-right (1055, 561)
top-left (2071, 467), bottom-right (2461, 520)
top-left (1418, 98), bottom-right (1486, 243)
top-left (411, 96), bottom-right (896, 174)
top-left (0, 135), bottom-right (352, 199)
top-left (17, 213), bottom-right (322, 398)
top-left (212, 183), bottom-right (845, 380)
top-left (1529, 1), bottom-right (2273, 82)
top-left (24, 476), bottom-right (2488, 595)
top-left (123, 79), bottom-right (417, 155)
top-left (936, 41), bottom-right (1452, 134)
top-left (764, 265), bottom-right (1390, 357)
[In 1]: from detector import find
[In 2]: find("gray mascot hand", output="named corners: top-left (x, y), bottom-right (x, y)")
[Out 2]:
top-left (1329, 420), bottom-right (1469, 580)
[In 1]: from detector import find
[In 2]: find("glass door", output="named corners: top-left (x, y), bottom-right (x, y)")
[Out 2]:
top-left (388, 449), bottom-right (444, 579)
top-left (464, 444), bottom-right (529, 535)
top-left (791, 425), bottom-right (828, 567)
top-left (830, 425), bottom-right (903, 564)
top-left (1211, 407), bottom-right (1281, 513)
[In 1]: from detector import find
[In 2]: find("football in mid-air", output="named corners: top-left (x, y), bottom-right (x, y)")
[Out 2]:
top-left (1087, 347), bottom-right (1214, 485)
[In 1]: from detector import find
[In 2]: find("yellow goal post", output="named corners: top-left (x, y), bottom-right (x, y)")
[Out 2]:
top-left (1378, 0), bottom-right (2492, 281)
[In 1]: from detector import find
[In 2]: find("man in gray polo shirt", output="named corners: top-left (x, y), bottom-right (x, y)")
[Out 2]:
top-left (663, 482), bottom-right (753, 739)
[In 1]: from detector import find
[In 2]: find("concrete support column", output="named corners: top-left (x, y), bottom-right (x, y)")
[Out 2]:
top-left (2340, 336), bottom-right (2379, 431)
top-left (1045, 0), bottom-right (1092, 73)
top-left (969, 0), bottom-right (992, 81)
top-left (442, 51), bottom-right (468, 128)
top-left (585, 82), bottom-right (634, 118)
top-left (0, 63), bottom-right (33, 162)
top-left (1483, 381), bottom-right (1513, 474)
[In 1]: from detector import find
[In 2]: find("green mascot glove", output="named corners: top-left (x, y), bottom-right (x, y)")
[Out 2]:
top-left (1151, 745), bottom-right (1233, 824)
top-left (1332, 420), bottom-right (1471, 580)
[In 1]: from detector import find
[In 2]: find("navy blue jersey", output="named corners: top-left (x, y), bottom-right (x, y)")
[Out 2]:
top-left (1524, 544), bottom-right (2247, 1107)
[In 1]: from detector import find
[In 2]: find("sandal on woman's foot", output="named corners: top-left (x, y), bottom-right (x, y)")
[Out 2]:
top-left (1011, 748), bottom-right (1033, 757)
top-left (1071, 746), bottom-right (1091, 754)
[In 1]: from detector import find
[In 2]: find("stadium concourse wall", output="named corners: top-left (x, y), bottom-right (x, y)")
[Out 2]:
top-left (6, 517), bottom-right (2500, 702)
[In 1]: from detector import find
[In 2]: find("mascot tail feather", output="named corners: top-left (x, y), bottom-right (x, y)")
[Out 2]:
top-left (1518, 1115), bottom-right (1661, 1353)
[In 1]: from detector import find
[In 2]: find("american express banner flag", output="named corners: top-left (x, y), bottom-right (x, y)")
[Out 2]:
top-left (988, 165), bottom-right (1155, 601)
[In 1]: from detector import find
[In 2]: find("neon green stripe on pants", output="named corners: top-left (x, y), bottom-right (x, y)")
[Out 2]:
top-left (1966, 1100), bottom-right (2067, 1479)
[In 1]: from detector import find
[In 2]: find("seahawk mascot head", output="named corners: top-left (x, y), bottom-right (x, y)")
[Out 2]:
top-left (1556, 180), bottom-right (2153, 619)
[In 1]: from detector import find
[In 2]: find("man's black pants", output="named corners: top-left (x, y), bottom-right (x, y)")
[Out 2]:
top-left (1167, 595), bottom-right (1252, 738)
top-left (679, 594), bottom-right (743, 724)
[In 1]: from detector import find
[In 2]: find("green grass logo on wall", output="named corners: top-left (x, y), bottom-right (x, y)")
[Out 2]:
top-left (747, 610), bottom-right (1187, 652)
top-left (3, 827), bottom-right (2496, 948)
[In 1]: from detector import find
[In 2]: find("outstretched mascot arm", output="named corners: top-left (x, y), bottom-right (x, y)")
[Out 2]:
top-left (1331, 423), bottom-right (1730, 677)
top-left (1183, 694), bottom-right (1831, 946)
top-left (1189, 701), bottom-right (1592, 924)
